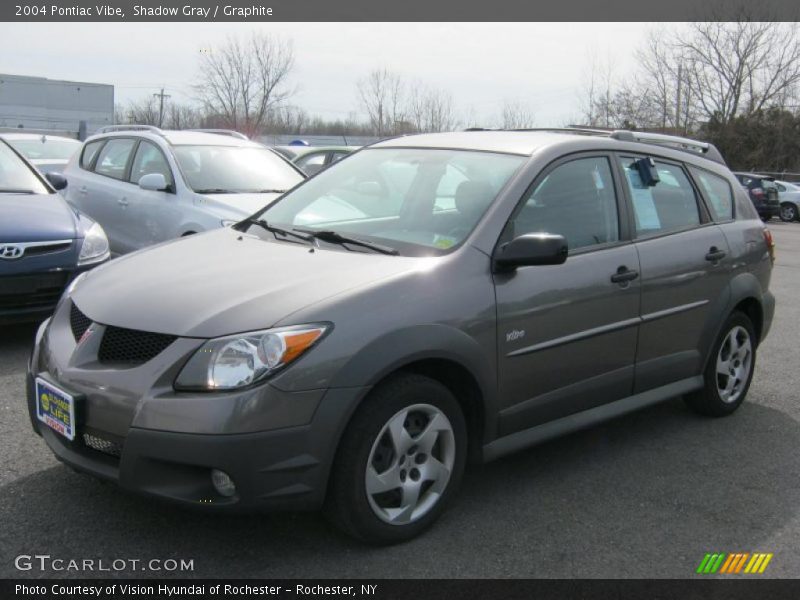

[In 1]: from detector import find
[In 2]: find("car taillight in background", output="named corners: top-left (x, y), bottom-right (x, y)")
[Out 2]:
top-left (763, 228), bottom-right (775, 263)
top-left (752, 187), bottom-right (765, 197)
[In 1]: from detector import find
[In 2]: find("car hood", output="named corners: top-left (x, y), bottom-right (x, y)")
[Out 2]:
top-left (0, 192), bottom-right (77, 242)
top-left (203, 192), bottom-right (282, 217)
top-left (72, 227), bottom-right (420, 338)
top-left (30, 159), bottom-right (69, 175)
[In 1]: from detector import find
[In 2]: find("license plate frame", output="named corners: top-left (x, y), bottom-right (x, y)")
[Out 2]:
top-left (35, 376), bottom-right (79, 441)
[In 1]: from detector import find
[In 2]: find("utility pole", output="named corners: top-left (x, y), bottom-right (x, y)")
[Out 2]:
top-left (153, 88), bottom-right (171, 127)
top-left (675, 63), bottom-right (683, 134)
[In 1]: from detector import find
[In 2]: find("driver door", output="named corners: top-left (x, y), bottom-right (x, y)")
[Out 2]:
top-left (494, 154), bottom-right (641, 436)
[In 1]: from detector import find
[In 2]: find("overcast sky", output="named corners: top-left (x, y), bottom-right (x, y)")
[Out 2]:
top-left (0, 22), bottom-right (663, 126)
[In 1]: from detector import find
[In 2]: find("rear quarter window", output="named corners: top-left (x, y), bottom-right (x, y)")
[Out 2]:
top-left (690, 167), bottom-right (734, 221)
top-left (80, 139), bottom-right (105, 169)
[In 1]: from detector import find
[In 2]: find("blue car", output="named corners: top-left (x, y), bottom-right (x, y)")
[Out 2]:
top-left (0, 138), bottom-right (110, 324)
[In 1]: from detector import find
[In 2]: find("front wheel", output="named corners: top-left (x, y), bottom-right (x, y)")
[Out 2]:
top-left (684, 312), bottom-right (756, 417)
top-left (780, 202), bottom-right (798, 222)
top-left (325, 373), bottom-right (467, 544)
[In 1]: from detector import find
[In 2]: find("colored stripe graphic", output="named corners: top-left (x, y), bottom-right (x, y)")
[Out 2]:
top-left (701, 552), bottom-right (773, 574)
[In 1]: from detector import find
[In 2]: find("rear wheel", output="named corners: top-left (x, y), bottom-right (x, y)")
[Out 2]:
top-left (325, 373), bottom-right (467, 544)
top-left (780, 202), bottom-right (798, 222)
top-left (684, 312), bottom-right (756, 417)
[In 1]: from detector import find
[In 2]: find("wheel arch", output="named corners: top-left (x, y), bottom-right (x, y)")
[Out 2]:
top-left (328, 324), bottom-right (498, 462)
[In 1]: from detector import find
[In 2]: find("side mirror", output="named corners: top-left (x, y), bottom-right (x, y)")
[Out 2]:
top-left (493, 233), bottom-right (568, 272)
top-left (45, 172), bottom-right (68, 191)
top-left (138, 173), bottom-right (168, 192)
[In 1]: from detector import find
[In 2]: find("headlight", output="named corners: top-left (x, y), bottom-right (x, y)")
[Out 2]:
top-left (174, 324), bottom-right (330, 391)
top-left (78, 222), bottom-right (110, 265)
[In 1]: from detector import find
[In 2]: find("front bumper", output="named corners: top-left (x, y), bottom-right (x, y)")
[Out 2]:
top-left (27, 307), bottom-right (368, 511)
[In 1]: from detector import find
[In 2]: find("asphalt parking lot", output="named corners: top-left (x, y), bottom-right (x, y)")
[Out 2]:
top-left (1, 222), bottom-right (798, 579)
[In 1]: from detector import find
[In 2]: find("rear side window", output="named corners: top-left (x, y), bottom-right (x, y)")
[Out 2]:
top-left (93, 139), bottom-right (136, 180)
top-left (80, 140), bottom-right (105, 169)
top-left (619, 158), bottom-right (700, 236)
top-left (512, 156), bottom-right (620, 251)
top-left (690, 167), bottom-right (734, 221)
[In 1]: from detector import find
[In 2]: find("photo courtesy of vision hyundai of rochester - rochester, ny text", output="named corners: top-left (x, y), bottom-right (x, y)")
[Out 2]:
top-left (27, 128), bottom-right (774, 544)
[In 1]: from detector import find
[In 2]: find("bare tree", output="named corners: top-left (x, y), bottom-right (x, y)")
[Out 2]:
top-left (196, 33), bottom-right (295, 137)
top-left (117, 97), bottom-right (160, 125)
top-left (165, 103), bottom-right (202, 130)
top-left (357, 68), bottom-right (406, 136)
top-left (407, 82), bottom-right (458, 132)
top-left (498, 99), bottom-right (536, 129)
top-left (678, 21), bottom-right (800, 123)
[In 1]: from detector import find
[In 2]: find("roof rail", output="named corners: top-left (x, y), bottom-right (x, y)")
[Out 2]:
top-left (187, 129), bottom-right (249, 140)
top-left (610, 130), bottom-right (726, 165)
top-left (97, 124), bottom-right (165, 136)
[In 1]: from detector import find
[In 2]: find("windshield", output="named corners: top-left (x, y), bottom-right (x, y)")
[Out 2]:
top-left (0, 142), bottom-right (49, 194)
top-left (257, 148), bottom-right (525, 255)
top-left (172, 145), bottom-right (304, 194)
top-left (7, 138), bottom-right (81, 161)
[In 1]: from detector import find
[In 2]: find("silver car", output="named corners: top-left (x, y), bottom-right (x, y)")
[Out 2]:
top-left (0, 133), bottom-right (81, 175)
top-left (62, 126), bottom-right (306, 255)
top-left (775, 179), bottom-right (800, 222)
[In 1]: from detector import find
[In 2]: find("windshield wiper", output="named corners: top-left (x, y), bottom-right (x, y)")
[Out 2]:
top-left (0, 189), bottom-right (36, 194)
top-left (235, 218), bottom-right (314, 243)
top-left (294, 228), bottom-right (399, 255)
top-left (195, 188), bottom-right (236, 194)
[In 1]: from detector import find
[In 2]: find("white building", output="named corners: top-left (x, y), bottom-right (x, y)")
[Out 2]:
top-left (0, 73), bottom-right (114, 138)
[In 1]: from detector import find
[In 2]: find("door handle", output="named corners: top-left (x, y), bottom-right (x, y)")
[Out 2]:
top-left (610, 266), bottom-right (639, 284)
top-left (78, 186), bottom-right (88, 195)
top-left (705, 246), bottom-right (726, 262)
top-left (118, 197), bottom-right (129, 207)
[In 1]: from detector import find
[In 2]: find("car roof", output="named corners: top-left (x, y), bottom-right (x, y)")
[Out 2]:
top-left (371, 130), bottom-right (728, 168)
top-left (372, 131), bottom-right (570, 156)
top-left (0, 133), bottom-right (80, 143)
top-left (86, 129), bottom-right (263, 148)
top-left (275, 145), bottom-right (359, 157)
top-left (734, 171), bottom-right (773, 179)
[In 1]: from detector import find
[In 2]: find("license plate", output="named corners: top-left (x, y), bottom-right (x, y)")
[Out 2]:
top-left (35, 377), bottom-right (76, 441)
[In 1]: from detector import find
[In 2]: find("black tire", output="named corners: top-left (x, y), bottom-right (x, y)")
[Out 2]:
top-left (325, 373), bottom-right (467, 544)
top-left (684, 312), bottom-right (757, 417)
top-left (780, 202), bottom-right (798, 223)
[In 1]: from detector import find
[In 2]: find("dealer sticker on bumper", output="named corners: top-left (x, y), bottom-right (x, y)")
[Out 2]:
top-left (35, 377), bottom-right (76, 441)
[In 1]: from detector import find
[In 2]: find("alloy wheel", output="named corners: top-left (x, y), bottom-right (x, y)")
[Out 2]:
top-left (716, 325), bottom-right (752, 404)
top-left (781, 204), bottom-right (797, 222)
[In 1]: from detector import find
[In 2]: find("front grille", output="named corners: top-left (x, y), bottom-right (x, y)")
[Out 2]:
top-left (82, 433), bottom-right (123, 458)
top-left (0, 272), bottom-right (69, 311)
top-left (98, 326), bottom-right (177, 364)
top-left (69, 303), bottom-right (92, 341)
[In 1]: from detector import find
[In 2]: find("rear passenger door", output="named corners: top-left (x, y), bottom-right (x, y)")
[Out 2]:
top-left (616, 155), bottom-right (731, 392)
top-left (76, 138), bottom-right (138, 255)
top-left (494, 154), bottom-right (641, 436)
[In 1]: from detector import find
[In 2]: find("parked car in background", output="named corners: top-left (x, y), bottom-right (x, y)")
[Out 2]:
top-left (774, 179), bottom-right (800, 222)
top-left (29, 129), bottom-right (773, 543)
top-left (733, 172), bottom-right (780, 221)
top-left (0, 138), bottom-right (109, 324)
top-left (62, 126), bottom-right (306, 255)
top-left (275, 145), bottom-right (359, 176)
top-left (0, 133), bottom-right (81, 175)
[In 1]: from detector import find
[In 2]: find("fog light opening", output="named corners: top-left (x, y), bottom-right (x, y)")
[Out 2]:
top-left (211, 469), bottom-right (237, 497)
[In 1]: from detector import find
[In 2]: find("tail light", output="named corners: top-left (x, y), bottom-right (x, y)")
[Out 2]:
top-left (752, 187), bottom-right (765, 197)
top-left (763, 228), bottom-right (775, 263)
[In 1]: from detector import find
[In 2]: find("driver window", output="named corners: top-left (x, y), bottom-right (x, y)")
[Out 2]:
top-left (511, 156), bottom-right (620, 251)
top-left (129, 141), bottom-right (173, 188)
